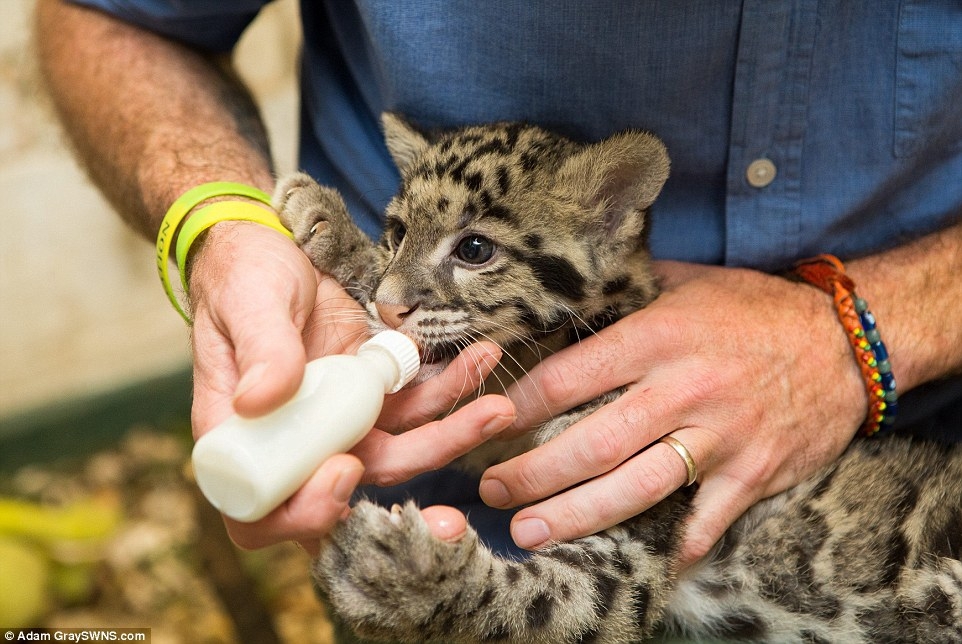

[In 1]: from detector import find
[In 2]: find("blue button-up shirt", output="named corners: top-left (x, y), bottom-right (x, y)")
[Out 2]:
top-left (79, 0), bottom-right (962, 271)
top-left (74, 0), bottom-right (962, 437)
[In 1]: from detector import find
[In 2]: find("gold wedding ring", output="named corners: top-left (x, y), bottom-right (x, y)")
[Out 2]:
top-left (659, 435), bottom-right (697, 487)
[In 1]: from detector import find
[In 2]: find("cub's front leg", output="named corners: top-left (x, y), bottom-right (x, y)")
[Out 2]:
top-left (315, 501), bottom-right (493, 643)
top-left (315, 501), bottom-right (671, 644)
top-left (274, 172), bottom-right (384, 303)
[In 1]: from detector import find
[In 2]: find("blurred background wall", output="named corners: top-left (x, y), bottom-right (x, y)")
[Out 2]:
top-left (0, 0), bottom-right (301, 424)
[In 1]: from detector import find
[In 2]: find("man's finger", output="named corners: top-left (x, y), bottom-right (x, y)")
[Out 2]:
top-left (502, 315), bottom-right (673, 436)
top-left (355, 394), bottom-right (516, 488)
top-left (227, 312), bottom-right (309, 419)
top-left (378, 341), bottom-right (503, 432)
top-left (480, 377), bottom-right (693, 509)
top-left (502, 437), bottom-right (697, 549)
top-left (675, 471), bottom-right (759, 567)
top-left (420, 505), bottom-right (468, 543)
top-left (223, 453), bottom-right (365, 550)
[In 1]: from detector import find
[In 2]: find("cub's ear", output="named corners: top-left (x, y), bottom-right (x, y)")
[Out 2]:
top-left (556, 131), bottom-right (669, 240)
top-left (382, 112), bottom-right (431, 172)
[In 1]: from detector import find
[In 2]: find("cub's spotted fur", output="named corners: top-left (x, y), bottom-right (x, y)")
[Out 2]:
top-left (274, 114), bottom-right (962, 643)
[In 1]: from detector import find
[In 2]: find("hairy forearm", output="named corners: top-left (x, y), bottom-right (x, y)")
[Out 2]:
top-left (848, 219), bottom-right (962, 394)
top-left (35, 0), bottom-right (274, 239)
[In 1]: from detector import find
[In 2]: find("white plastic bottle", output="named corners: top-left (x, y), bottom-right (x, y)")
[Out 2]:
top-left (191, 330), bottom-right (420, 522)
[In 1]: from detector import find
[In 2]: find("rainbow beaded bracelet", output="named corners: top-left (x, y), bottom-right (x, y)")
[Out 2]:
top-left (853, 296), bottom-right (899, 431)
top-left (791, 254), bottom-right (898, 436)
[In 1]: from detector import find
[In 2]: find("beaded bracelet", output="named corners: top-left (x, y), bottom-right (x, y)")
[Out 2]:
top-left (791, 254), bottom-right (898, 436)
top-left (156, 182), bottom-right (277, 324)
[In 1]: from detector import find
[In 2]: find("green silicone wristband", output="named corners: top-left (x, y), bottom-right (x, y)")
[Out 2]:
top-left (175, 201), bottom-right (293, 296)
top-left (155, 182), bottom-right (272, 323)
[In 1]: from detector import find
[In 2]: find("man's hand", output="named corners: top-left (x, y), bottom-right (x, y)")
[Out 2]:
top-left (188, 222), bottom-right (515, 553)
top-left (479, 261), bottom-right (867, 565)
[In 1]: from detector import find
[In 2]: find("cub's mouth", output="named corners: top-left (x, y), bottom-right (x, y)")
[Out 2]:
top-left (404, 338), bottom-right (463, 386)
top-left (418, 341), bottom-right (462, 366)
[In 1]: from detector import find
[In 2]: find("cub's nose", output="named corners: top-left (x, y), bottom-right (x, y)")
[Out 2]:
top-left (374, 302), bottom-right (418, 329)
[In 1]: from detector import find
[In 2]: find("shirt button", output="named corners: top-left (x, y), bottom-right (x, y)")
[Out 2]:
top-left (746, 158), bottom-right (777, 188)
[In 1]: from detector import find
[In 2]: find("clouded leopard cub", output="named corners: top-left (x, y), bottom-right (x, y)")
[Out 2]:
top-left (274, 114), bottom-right (962, 643)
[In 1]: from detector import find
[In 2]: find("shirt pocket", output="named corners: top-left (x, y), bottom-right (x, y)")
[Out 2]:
top-left (894, 0), bottom-right (962, 158)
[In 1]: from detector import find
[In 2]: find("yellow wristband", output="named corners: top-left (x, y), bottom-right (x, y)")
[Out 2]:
top-left (175, 201), bottom-right (293, 299)
top-left (156, 182), bottom-right (272, 323)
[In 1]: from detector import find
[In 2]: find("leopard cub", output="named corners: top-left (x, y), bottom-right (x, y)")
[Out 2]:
top-left (275, 114), bottom-right (962, 643)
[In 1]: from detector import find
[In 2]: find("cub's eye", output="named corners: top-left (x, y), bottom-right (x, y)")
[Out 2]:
top-left (454, 235), bottom-right (496, 265)
top-left (389, 222), bottom-right (407, 250)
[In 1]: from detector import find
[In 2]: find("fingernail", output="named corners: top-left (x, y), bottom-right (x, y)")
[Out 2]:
top-left (481, 413), bottom-right (515, 439)
top-left (477, 347), bottom-right (502, 375)
top-left (332, 465), bottom-right (364, 504)
top-left (233, 362), bottom-right (269, 400)
top-left (478, 478), bottom-right (511, 508)
top-left (421, 506), bottom-right (468, 543)
top-left (512, 517), bottom-right (550, 549)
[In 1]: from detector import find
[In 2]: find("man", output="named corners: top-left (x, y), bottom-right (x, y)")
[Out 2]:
top-left (37, 0), bottom-right (962, 569)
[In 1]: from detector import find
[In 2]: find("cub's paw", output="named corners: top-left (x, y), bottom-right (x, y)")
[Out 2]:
top-left (314, 501), bottom-right (487, 642)
top-left (273, 172), bottom-right (354, 272)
